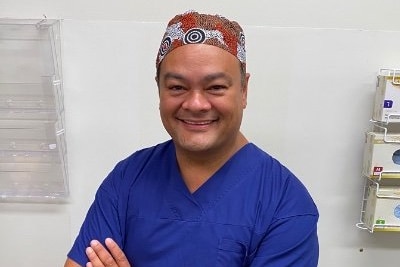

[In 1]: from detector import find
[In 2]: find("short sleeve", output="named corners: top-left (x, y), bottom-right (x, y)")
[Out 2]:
top-left (67, 170), bottom-right (123, 266)
top-left (250, 214), bottom-right (318, 266)
top-left (249, 163), bottom-right (319, 267)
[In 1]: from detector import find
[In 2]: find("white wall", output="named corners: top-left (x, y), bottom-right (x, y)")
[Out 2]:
top-left (1, 1), bottom-right (400, 266)
top-left (1, 0), bottom-right (400, 31)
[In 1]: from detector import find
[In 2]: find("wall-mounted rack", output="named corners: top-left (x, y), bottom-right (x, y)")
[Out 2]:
top-left (357, 69), bottom-right (400, 232)
top-left (0, 19), bottom-right (68, 202)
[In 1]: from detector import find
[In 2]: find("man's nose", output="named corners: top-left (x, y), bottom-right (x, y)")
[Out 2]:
top-left (182, 90), bottom-right (212, 111)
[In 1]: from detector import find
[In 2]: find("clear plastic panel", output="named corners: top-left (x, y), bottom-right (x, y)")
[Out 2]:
top-left (0, 19), bottom-right (68, 202)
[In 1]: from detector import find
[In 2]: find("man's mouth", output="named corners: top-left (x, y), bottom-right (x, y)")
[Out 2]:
top-left (180, 119), bottom-right (215, 125)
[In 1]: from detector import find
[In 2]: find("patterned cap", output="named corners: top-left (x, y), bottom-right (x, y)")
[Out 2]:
top-left (156, 10), bottom-right (246, 70)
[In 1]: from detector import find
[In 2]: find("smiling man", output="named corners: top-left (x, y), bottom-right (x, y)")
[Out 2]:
top-left (158, 43), bottom-right (249, 193)
top-left (64, 11), bottom-right (319, 267)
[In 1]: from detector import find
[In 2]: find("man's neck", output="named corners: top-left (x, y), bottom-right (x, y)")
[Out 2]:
top-left (175, 133), bottom-right (248, 193)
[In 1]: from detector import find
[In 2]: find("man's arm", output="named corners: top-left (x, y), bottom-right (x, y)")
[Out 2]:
top-left (64, 258), bottom-right (82, 267)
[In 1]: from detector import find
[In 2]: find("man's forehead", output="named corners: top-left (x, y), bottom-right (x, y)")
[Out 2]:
top-left (162, 71), bottom-right (233, 82)
top-left (160, 43), bottom-right (241, 66)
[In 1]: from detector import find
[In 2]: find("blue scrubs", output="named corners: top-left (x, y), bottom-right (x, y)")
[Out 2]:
top-left (68, 140), bottom-right (319, 266)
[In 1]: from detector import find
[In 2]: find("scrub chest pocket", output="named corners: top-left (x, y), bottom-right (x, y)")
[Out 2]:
top-left (217, 238), bottom-right (249, 266)
top-left (123, 217), bottom-right (254, 267)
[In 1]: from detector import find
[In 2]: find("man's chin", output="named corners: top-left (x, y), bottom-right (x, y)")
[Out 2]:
top-left (174, 138), bottom-right (214, 153)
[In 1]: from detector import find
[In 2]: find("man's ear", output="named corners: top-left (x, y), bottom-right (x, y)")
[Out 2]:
top-left (242, 73), bottom-right (250, 109)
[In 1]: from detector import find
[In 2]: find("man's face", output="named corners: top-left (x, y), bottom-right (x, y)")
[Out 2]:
top-left (157, 44), bottom-right (249, 155)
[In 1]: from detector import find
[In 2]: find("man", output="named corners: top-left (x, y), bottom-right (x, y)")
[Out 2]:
top-left (64, 10), bottom-right (319, 267)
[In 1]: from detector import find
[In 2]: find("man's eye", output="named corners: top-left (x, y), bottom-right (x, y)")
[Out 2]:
top-left (169, 85), bottom-right (185, 91)
top-left (208, 85), bottom-right (227, 92)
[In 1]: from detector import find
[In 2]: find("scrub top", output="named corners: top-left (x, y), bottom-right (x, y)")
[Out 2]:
top-left (67, 140), bottom-right (319, 266)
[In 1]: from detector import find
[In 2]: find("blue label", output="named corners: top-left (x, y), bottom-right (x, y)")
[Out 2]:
top-left (394, 205), bottom-right (400, 219)
top-left (384, 100), bottom-right (393, 108)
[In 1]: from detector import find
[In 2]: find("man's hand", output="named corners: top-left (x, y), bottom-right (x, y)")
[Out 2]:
top-left (85, 238), bottom-right (131, 267)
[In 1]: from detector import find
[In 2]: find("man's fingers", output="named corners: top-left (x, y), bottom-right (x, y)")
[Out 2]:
top-left (86, 246), bottom-right (105, 267)
top-left (86, 240), bottom-right (116, 267)
top-left (105, 238), bottom-right (131, 267)
top-left (85, 239), bottom-right (131, 267)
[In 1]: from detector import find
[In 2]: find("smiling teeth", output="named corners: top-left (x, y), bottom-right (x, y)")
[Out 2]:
top-left (184, 120), bottom-right (212, 125)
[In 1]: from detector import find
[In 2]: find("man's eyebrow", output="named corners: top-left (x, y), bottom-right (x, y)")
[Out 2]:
top-left (203, 72), bottom-right (233, 84)
top-left (163, 72), bottom-right (233, 85)
top-left (163, 72), bottom-right (185, 81)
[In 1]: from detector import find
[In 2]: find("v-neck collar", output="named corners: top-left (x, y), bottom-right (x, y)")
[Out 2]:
top-left (163, 142), bottom-right (255, 221)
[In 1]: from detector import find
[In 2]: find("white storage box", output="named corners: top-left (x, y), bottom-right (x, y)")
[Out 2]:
top-left (372, 70), bottom-right (400, 123)
top-left (363, 185), bottom-right (400, 231)
top-left (362, 132), bottom-right (400, 178)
